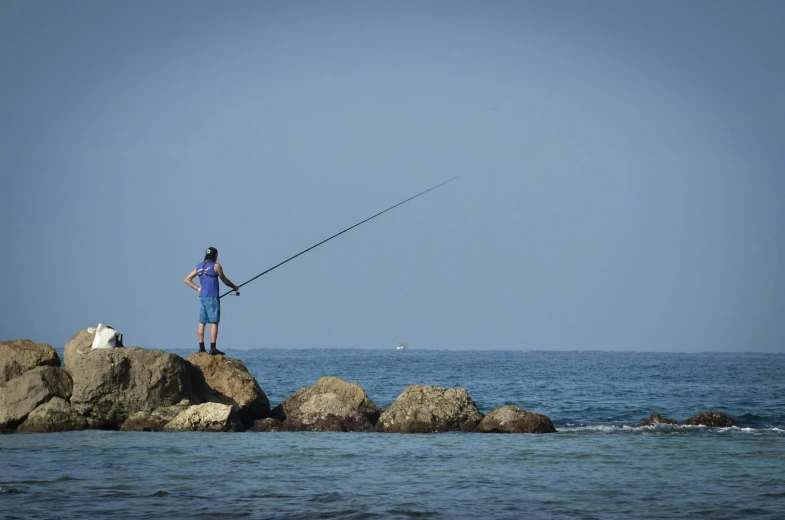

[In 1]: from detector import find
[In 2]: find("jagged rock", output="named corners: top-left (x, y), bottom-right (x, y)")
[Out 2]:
top-left (249, 417), bottom-right (285, 432)
top-left (475, 405), bottom-right (556, 433)
top-left (680, 411), bottom-right (736, 427)
top-left (63, 329), bottom-right (97, 372)
top-left (0, 366), bottom-right (73, 431)
top-left (17, 397), bottom-right (98, 433)
top-left (163, 403), bottom-right (243, 432)
top-left (186, 353), bottom-right (269, 426)
top-left (69, 346), bottom-right (200, 428)
top-left (272, 376), bottom-right (381, 427)
top-left (120, 402), bottom-right (194, 431)
top-left (0, 339), bottom-right (61, 384)
top-left (285, 392), bottom-right (374, 432)
top-left (377, 385), bottom-right (483, 433)
top-left (635, 414), bottom-right (678, 427)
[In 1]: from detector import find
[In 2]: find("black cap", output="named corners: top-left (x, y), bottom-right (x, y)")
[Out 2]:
top-left (204, 247), bottom-right (218, 260)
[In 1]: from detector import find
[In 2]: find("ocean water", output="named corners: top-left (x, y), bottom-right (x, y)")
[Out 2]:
top-left (1, 349), bottom-right (784, 519)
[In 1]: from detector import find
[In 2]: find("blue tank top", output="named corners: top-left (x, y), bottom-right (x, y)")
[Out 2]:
top-left (197, 261), bottom-right (219, 298)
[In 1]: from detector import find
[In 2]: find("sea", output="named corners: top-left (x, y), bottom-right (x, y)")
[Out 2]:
top-left (1, 349), bottom-right (784, 519)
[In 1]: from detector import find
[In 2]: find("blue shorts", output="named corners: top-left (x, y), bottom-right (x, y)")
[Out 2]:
top-left (199, 297), bottom-right (220, 324)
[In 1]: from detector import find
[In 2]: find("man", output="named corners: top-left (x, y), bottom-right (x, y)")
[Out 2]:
top-left (184, 247), bottom-right (240, 355)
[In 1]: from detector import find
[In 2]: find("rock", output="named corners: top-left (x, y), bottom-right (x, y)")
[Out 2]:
top-left (186, 353), bottom-right (270, 426)
top-left (0, 366), bottom-right (73, 431)
top-left (249, 417), bottom-right (285, 432)
top-left (271, 376), bottom-right (381, 426)
top-left (376, 385), bottom-right (483, 433)
top-left (69, 346), bottom-right (200, 428)
top-left (680, 411), bottom-right (736, 427)
top-left (0, 339), bottom-right (61, 384)
top-left (163, 403), bottom-right (243, 432)
top-left (17, 397), bottom-right (98, 433)
top-left (635, 414), bottom-right (678, 427)
top-left (120, 402), bottom-right (193, 431)
top-left (475, 405), bottom-right (556, 433)
top-left (285, 392), bottom-right (374, 432)
top-left (63, 329), bottom-right (96, 373)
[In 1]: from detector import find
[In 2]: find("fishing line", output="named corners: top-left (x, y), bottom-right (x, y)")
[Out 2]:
top-left (219, 177), bottom-right (458, 298)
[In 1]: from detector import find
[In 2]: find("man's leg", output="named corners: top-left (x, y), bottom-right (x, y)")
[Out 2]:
top-left (209, 322), bottom-right (224, 355)
top-left (207, 298), bottom-right (224, 356)
top-left (197, 323), bottom-right (206, 352)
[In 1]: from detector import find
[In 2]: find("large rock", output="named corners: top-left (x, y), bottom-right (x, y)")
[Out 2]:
top-left (635, 414), bottom-right (678, 427)
top-left (186, 353), bottom-right (269, 426)
top-left (680, 411), bottom-right (736, 427)
top-left (17, 397), bottom-right (98, 433)
top-left (120, 402), bottom-right (193, 432)
top-left (69, 346), bottom-right (200, 428)
top-left (377, 385), bottom-right (483, 433)
top-left (163, 403), bottom-right (243, 432)
top-left (285, 392), bottom-right (374, 432)
top-left (272, 376), bottom-right (381, 427)
top-left (63, 329), bottom-right (97, 372)
top-left (0, 339), bottom-right (61, 384)
top-left (0, 366), bottom-right (73, 431)
top-left (475, 405), bottom-right (556, 433)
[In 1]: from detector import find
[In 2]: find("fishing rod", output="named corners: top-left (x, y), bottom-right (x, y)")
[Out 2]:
top-left (219, 177), bottom-right (458, 298)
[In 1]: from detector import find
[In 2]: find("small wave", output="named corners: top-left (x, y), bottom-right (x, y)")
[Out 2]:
top-left (557, 424), bottom-right (785, 434)
top-left (558, 424), bottom-right (637, 433)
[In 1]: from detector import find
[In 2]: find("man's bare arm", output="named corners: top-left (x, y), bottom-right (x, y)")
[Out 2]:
top-left (214, 263), bottom-right (239, 291)
top-left (184, 268), bottom-right (200, 292)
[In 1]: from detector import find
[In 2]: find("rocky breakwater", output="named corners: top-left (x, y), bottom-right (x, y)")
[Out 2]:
top-left (1, 330), bottom-right (274, 433)
top-left (3, 332), bottom-right (562, 435)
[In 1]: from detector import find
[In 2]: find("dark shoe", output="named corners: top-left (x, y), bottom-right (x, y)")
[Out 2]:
top-left (198, 346), bottom-right (206, 353)
top-left (209, 347), bottom-right (225, 356)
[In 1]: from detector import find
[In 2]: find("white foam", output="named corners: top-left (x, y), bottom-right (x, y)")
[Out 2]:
top-left (556, 424), bottom-right (785, 434)
top-left (558, 424), bottom-right (637, 433)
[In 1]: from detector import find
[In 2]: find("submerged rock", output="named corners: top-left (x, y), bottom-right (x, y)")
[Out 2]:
top-left (17, 397), bottom-right (98, 433)
top-left (272, 376), bottom-right (381, 432)
top-left (163, 403), bottom-right (243, 432)
top-left (69, 346), bottom-right (200, 428)
top-left (249, 417), bottom-right (285, 432)
top-left (475, 405), bottom-right (556, 433)
top-left (680, 411), bottom-right (736, 427)
top-left (377, 385), bottom-right (483, 433)
top-left (0, 339), bottom-right (61, 384)
top-left (0, 366), bottom-right (73, 431)
top-left (186, 352), bottom-right (270, 426)
top-left (635, 414), bottom-right (678, 427)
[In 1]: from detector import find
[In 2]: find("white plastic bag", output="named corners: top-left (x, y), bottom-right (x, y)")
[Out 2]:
top-left (91, 323), bottom-right (123, 349)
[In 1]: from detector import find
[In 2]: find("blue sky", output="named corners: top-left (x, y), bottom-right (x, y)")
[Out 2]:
top-left (2, 1), bottom-right (783, 352)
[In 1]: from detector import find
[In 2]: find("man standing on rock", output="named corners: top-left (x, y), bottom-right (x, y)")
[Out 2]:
top-left (184, 247), bottom-right (240, 355)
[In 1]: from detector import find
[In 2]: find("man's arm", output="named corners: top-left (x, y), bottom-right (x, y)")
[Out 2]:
top-left (184, 268), bottom-right (200, 292)
top-left (214, 263), bottom-right (239, 292)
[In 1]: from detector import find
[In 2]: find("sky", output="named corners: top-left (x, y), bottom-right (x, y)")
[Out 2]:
top-left (1, 1), bottom-right (784, 352)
